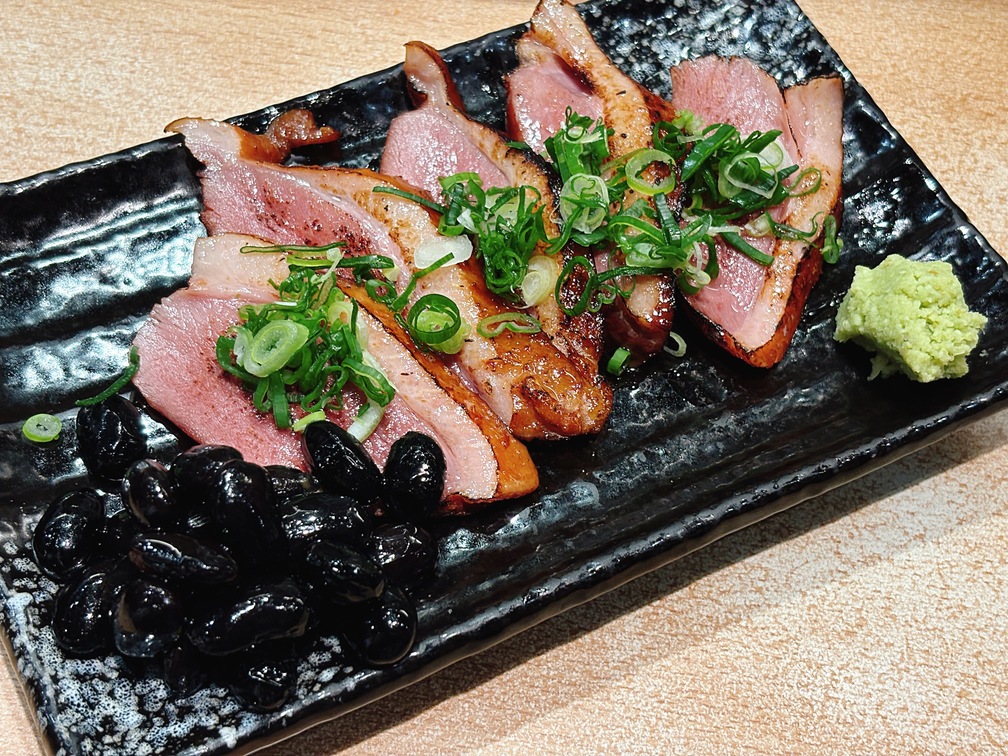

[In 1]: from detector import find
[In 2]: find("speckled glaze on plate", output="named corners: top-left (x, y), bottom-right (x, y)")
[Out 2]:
top-left (1, 0), bottom-right (1006, 753)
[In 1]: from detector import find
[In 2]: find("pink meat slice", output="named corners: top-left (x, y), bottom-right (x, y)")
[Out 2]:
top-left (382, 108), bottom-right (510, 201)
top-left (381, 40), bottom-right (607, 385)
top-left (132, 234), bottom-right (513, 504)
top-left (506, 35), bottom-right (603, 154)
top-left (670, 56), bottom-right (844, 366)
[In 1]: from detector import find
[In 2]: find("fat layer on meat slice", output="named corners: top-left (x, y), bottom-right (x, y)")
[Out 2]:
top-left (168, 115), bottom-right (611, 440)
top-left (133, 234), bottom-right (538, 507)
top-left (670, 56), bottom-right (844, 367)
top-left (507, 0), bottom-right (678, 362)
top-left (381, 40), bottom-right (607, 389)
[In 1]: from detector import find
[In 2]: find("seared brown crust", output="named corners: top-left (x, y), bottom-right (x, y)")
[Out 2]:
top-left (339, 280), bottom-right (540, 509)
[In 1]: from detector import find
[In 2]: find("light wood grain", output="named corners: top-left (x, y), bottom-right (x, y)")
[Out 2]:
top-left (0, 1), bottom-right (1006, 753)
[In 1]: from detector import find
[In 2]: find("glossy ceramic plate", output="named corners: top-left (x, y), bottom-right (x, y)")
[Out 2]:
top-left (1, 0), bottom-right (1006, 752)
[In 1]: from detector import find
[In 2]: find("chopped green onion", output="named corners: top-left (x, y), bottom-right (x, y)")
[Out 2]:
top-left (521, 255), bottom-right (560, 306)
top-left (624, 148), bottom-right (676, 196)
top-left (476, 312), bottom-right (543, 338)
top-left (821, 214), bottom-right (844, 264)
top-left (372, 185), bottom-right (447, 213)
top-left (664, 331), bottom-right (688, 358)
top-left (413, 234), bottom-right (472, 270)
top-left (22, 413), bottom-right (62, 443)
top-left (559, 173), bottom-right (609, 233)
top-left (242, 320), bottom-right (311, 378)
top-left (721, 231), bottom-right (775, 266)
top-left (291, 410), bottom-right (327, 433)
top-left (216, 256), bottom-right (396, 432)
top-left (347, 401), bottom-right (386, 441)
top-left (406, 293), bottom-right (468, 354)
top-left (76, 346), bottom-right (140, 407)
top-left (606, 347), bottom-right (632, 376)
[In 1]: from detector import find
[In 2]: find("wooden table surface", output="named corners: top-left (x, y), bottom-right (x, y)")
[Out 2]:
top-left (1, 1), bottom-right (1006, 752)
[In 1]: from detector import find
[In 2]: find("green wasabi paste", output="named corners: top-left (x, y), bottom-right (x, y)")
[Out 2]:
top-left (834, 254), bottom-right (986, 382)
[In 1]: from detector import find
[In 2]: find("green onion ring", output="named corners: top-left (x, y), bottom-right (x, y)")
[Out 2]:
top-left (22, 413), bottom-right (62, 443)
top-left (477, 313), bottom-right (543, 338)
top-left (606, 347), bottom-right (632, 376)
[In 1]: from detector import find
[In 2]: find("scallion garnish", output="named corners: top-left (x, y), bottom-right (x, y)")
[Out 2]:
top-left (76, 346), bottom-right (140, 407)
top-left (606, 347), bottom-right (632, 376)
top-left (216, 260), bottom-right (395, 436)
top-left (476, 312), bottom-right (543, 338)
top-left (405, 293), bottom-right (468, 354)
top-left (22, 413), bottom-right (62, 443)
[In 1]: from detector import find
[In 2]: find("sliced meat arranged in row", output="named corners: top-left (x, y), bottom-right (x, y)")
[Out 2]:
top-left (133, 0), bottom-right (844, 510)
top-left (168, 115), bottom-right (612, 440)
top-left (132, 234), bottom-right (539, 509)
top-left (507, 0), bottom-right (678, 363)
top-left (670, 56), bottom-right (844, 367)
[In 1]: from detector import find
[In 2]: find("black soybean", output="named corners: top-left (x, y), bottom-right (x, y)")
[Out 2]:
top-left (76, 396), bottom-right (147, 480)
top-left (369, 523), bottom-right (438, 590)
top-left (342, 585), bottom-right (416, 667)
top-left (102, 508), bottom-right (144, 556)
top-left (171, 444), bottom-right (242, 509)
top-left (122, 459), bottom-right (184, 528)
top-left (304, 540), bottom-right (384, 605)
top-left (32, 489), bottom-right (106, 581)
top-left (52, 561), bottom-right (117, 656)
top-left (227, 645), bottom-right (298, 712)
top-left (266, 465), bottom-right (321, 504)
top-left (162, 641), bottom-right (210, 697)
top-left (381, 432), bottom-right (446, 518)
top-left (213, 461), bottom-right (285, 571)
top-left (129, 533), bottom-right (239, 586)
top-left (113, 578), bottom-right (184, 658)
top-left (187, 582), bottom-right (309, 656)
top-left (279, 493), bottom-right (371, 559)
top-left (302, 421), bottom-right (381, 502)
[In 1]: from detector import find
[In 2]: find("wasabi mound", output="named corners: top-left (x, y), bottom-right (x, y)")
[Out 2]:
top-left (834, 254), bottom-right (987, 382)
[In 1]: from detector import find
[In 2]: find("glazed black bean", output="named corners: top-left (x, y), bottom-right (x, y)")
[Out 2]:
top-left (212, 461), bottom-right (285, 571)
top-left (113, 578), bottom-right (184, 658)
top-left (186, 582), bottom-right (309, 656)
top-left (381, 432), bottom-right (446, 518)
top-left (76, 395), bottom-right (147, 480)
top-left (302, 421), bottom-right (381, 502)
top-left (265, 465), bottom-right (321, 504)
top-left (279, 493), bottom-right (371, 559)
top-left (227, 645), bottom-right (298, 712)
top-left (171, 444), bottom-right (242, 508)
top-left (102, 508), bottom-right (144, 556)
top-left (32, 489), bottom-right (105, 581)
top-left (52, 561), bottom-right (116, 656)
top-left (129, 533), bottom-right (239, 586)
top-left (162, 641), bottom-right (210, 697)
top-left (341, 585), bottom-right (417, 667)
top-left (369, 523), bottom-right (438, 590)
top-left (122, 459), bottom-right (184, 528)
top-left (304, 540), bottom-right (384, 605)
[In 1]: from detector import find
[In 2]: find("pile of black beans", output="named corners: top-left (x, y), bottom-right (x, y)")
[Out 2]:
top-left (31, 395), bottom-right (443, 711)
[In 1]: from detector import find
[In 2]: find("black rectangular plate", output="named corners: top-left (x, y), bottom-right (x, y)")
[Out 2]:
top-left (1, 0), bottom-right (1006, 753)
